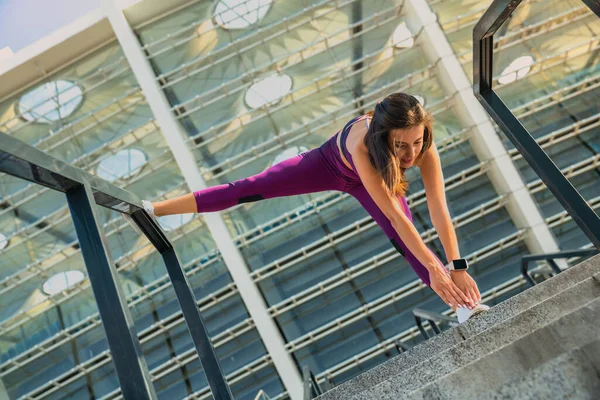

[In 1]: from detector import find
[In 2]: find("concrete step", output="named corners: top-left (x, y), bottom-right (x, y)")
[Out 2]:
top-left (346, 274), bottom-right (600, 400)
top-left (407, 296), bottom-right (600, 399)
top-left (476, 339), bottom-right (600, 400)
top-left (315, 254), bottom-right (600, 400)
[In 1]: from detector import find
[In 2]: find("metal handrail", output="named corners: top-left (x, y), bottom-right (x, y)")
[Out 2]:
top-left (253, 389), bottom-right (272, 400)
top-left (521, 249), bottom-right (599, 286)
top-left (473, 0), bottom-right (600, 249)
top-left (413, 308), bottom-right (458, 340)
top-left (303, 366), bottom-right (326, 400)
top-left (394, 340), bottom-right (409, 353)
top-left (303, 339), bottom-right (410, 400)
top-left (0, 132), bottom-right (233, 399)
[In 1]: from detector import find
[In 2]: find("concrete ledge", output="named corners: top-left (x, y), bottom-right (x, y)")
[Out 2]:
top-left (482, 347), bottom-right (600, 400)
top-left (348, 278), bottom-right (600, 399)
top-left (314, 329), bottom-right (465, 400)
top-left (316, 255), bottom-right (600, 400)
top-left (459, 254), bottom-right (600, 339)
top-left (410, 300), bottom-right (600, 399)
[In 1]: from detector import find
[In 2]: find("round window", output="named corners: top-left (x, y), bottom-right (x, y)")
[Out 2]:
top-left (97, 148), bottom-right (148, 183)
top-left (19, 80), bottom-right (83, 123)
top-left (498, 56), bottom-right (534, 85)
top-left (42, 271), bottom-right (85, 295)
top-left (245, 73), bottom-right (293, 109)
top-left (215, 0), bottom-right (273, 30)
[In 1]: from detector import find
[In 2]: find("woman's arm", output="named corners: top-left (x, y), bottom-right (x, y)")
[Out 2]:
top-left (419, 143), bottom-right (460, 263)
top-left (352, 145), bottom-right (471, 308)
top-left (420, 143), bottom-right (481, 304)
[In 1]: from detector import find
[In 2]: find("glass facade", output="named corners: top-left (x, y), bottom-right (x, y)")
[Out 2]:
top-left (0, 0), bottom-right (597, 398)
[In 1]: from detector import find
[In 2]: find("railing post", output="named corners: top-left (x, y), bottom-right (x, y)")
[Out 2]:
top-left (415, 316), bottom-right (429, 340)
top-left (476, 90), bottom-right (600, 249)
top-left (473, 0), bottom-right (600, 250)
top-left (521, 249), bottom-right (599, 286)
top-left (161, 248), bottom-right (233, 400)
top-left (303, 366), bottom-right (312, 400)
top-left (520, 258), bottom-right (538, 287)
top-left (66, 183), bottom-right (157, 400)
top-left (311, 370), bottom-right (323, 396)
top-left (428, 319), bottom-right (441, 335)
top-left (1, 131), bottom-right (233, 398)
top-left (547, 259), bottom-right (562, 275)
top-left (394, 340), bottom-right (408, 353)
top-left (582, 0), bottom-right (600, 17)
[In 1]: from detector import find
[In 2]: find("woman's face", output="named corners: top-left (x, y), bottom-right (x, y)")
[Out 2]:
top-left (388, 124), bottom-right (425, 168)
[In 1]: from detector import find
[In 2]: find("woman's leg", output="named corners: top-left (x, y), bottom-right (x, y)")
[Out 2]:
top-left (347, 186), bottom-right (445, 286)
top-left (154, 148), bottom-right (346, 216)
top-left (153, 193), bottom-right (197, 216)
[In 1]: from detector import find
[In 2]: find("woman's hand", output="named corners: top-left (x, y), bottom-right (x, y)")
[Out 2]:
top-left (450, 271), bottom-right (481, 307)
top-left (429, 265), bottom-right (472, 309)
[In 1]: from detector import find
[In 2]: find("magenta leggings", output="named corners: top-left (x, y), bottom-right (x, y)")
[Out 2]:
top-left (194, 134), bottom-right (441, 286)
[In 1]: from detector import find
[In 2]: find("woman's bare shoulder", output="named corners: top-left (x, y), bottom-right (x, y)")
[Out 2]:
top-left (349, 117), bottom-right (370, 153)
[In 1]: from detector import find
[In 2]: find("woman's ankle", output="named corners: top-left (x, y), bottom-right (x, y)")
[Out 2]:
top-left (151, 202), bottom-right (162, 217)
top-left (150, 194), bottom-right (197, 217)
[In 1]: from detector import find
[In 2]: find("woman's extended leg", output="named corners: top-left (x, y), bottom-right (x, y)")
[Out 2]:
top-left (153, 147), bottom-right (346, 216)
top-left (347, 185), bottom-right (445, 286)
top-left (153, 193), bottom-right (197, 216)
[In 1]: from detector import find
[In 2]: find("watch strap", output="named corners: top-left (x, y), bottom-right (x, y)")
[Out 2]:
top-left (447, 258), bottom-right (469, 271)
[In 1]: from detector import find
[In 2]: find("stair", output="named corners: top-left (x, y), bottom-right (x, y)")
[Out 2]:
top-left (316, 254), bottom-right (600, 400)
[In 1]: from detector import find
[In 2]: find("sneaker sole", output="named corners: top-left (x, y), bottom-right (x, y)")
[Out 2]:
top-left (470, 309), bottom-right (486, 317)
top-left (469, 305), bottom-right (490, 319)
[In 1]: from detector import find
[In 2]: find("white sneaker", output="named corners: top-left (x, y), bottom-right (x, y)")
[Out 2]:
top-left (122, 200), bottom-right (156, 234)
top-left (141, 200), bottom-right (156, 218)
top-left (456, 303), bottom-right (490, 323)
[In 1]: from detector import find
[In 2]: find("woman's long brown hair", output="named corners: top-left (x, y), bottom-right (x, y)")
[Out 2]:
top-left (364, 93), bottom-right (434, 197)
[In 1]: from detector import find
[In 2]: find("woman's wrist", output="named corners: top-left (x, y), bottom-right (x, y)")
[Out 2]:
top-left (450, 270), bottom-right (467, 275)
top-left (445, 253), bottom-right (461, 265)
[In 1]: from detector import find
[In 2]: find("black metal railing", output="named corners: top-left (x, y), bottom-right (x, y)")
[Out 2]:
top-left (303, 366), bottom-right (328, 400)
top-left (394, 339), bottom-right (409, 353)
top-left (473, 0), bottom-right (600, 250)
top-left (301, 342), bottom-right (406, 399)
top-left (253, 389), bottom-right (272, 400)
top-left (521, 249), bottom-right (599, 286)
top-left (413, 308), bottom-right (459, 340)
top-left (0, 133), bottom-right (233, 399)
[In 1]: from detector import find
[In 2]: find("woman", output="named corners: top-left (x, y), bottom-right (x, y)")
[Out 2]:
top-left (129, 92), bottom-right (488, 320)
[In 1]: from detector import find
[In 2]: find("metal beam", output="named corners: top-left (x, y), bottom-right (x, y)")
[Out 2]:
top-left (473, 0), bottom-right (600, 249)
top-left (582, 0), bottom-right (600, 17)
top-left (161, 249), bottom-right (233, 399)
top-left (405, 0), bottom-right (564, 259)
top-left (0, 132), bottom-right (234, 397)
top-left (66, 183), bottom-right (157, 400)
top-left (0, 132), bottom-right (139, 212)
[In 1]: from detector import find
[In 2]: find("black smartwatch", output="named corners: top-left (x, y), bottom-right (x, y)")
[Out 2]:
top-left (447, 258), bottom-right (469, 271)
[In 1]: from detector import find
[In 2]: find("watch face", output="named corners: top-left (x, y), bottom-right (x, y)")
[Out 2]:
top-left (453, 259), bottom-right (468, 270)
